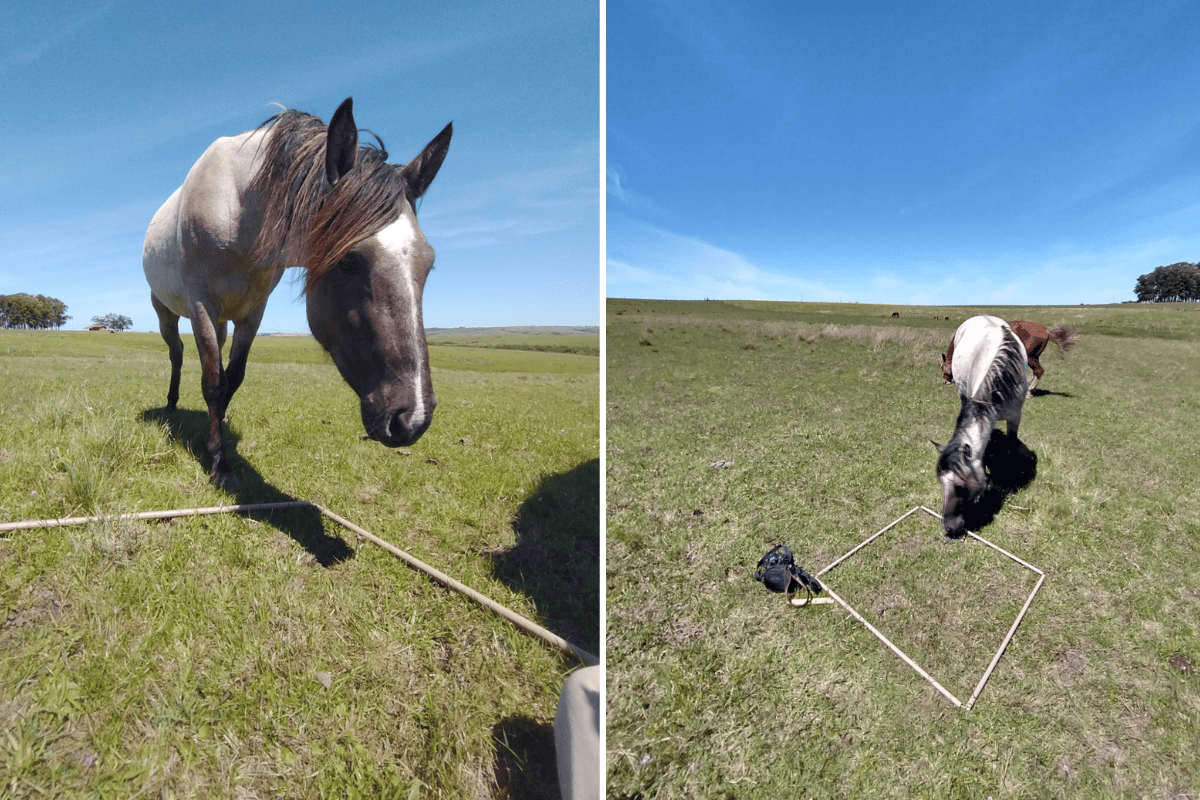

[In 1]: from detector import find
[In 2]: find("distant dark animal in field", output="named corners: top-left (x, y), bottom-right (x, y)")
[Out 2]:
top-left (891, 311), bottom-right (900, 318)
top-left (942, 319), bottom-right (1076, 397)
top-left (932, 315), bottom-right (1028, 537)
top-left (143, 97), bottom-right (452, 487)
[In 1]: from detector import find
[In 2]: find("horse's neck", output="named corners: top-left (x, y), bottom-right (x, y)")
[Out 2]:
top-left (952, 399), bottom-right (995, 459)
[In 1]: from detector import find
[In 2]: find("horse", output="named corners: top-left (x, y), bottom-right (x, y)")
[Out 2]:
top-left (932, 315), bottom-right (1028, 537)
top-left (942, 319), bottom-right (1076, 396)
top-left (143, 97), bottom-right (452, 488)
top-left (1005, 320), bottom-right (1077, 393)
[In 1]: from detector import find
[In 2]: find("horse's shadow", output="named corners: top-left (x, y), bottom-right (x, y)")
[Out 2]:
top-left (140, 407), bottom-right (353, 566)
top-left (956, 429), bottom-right (1038, 536)
top-left (490, 458), bottom-right (600, 659)
top-left (1031, 388), bottom-right (1073, 398)
top-left (490, 714), bottom-right (560, 800)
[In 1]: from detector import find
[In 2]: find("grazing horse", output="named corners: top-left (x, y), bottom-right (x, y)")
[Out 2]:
top-left (942, 319), bottom-right (1076, 396)
top-left (932, 315), bottom-right (1028, 537)
top-left (143, 98), bottom-right (452, 487)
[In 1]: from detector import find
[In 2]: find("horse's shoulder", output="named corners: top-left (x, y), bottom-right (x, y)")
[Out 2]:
top-left (176, 130), bottom-right (268, 237)
top-left (183, 131), bottom-right (266, 193)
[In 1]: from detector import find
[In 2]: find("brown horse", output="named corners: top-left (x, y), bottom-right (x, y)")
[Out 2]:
top-left (942, 320), bottom-right (1077, 396)
top-left (144, 98), bottom-right (452, 487)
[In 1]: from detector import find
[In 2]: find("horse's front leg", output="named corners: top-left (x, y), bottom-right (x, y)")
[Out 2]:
top-left (191, 302), bottom-right (235, 488)
top-left (1006, 415), bottom-right (1021, 443)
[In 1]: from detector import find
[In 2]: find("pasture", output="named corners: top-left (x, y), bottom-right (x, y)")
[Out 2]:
top-left (427, 327), bottom-right (600, 356)
top-left (606, 299), bottom-right (1200, 798)
top-left (0, 329), bottom-right (598, 799)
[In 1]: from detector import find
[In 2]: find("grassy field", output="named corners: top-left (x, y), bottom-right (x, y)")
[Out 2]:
top-left (426, 327), bottom-right (599, 356)
top-left (606, 298), bottom-right (1200, 798)
top-left (0, 329), bottom-right (598, 799)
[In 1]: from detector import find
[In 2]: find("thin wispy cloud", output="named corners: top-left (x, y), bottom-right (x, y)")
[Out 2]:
top-left (606, 220), bottom-right (840, 302)
top-left (4, 1), bottom-right (597, 332)
top-left (608, 1), bottom-right (1200, 307)
top-left (429, 136), bottom-right (597, 250)
top-left (0, 2), bottom-right (116, 72)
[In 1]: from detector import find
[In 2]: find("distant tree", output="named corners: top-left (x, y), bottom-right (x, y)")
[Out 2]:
top-left (1132, 262), bottom-right (1200, 302)
top-left (47, 297), bottom-right (70, 329)
top-left (0, 293), bottom-right (71, 329)
top-left (91, 313), bottom-right (133, 332)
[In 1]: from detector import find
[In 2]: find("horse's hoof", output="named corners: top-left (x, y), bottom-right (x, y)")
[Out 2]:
top-left (211, 470), bottom-right (238, 491)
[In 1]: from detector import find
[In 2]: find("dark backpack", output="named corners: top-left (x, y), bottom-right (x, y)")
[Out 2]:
top-left (754, 544), bottom-right (823, 597)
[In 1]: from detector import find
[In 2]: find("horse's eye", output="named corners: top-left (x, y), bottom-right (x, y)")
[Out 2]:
top-left (337, 253), bottom-right (365, 274)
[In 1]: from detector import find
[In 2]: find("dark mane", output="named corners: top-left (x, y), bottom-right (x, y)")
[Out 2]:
top-left (981, 328), bottom-right (1027, 408)
top-left (247, 109), bottom-right (411, 295)
top-left (938, 397), bottom-right (988, 477)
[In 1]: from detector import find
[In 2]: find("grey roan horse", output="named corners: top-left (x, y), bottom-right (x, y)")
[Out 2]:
top-left (143, 98), bottom-right (452, 487)
top-left (931, 315), bottom-right (1028, 537)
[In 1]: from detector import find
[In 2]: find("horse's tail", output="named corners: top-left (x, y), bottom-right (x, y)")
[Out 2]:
top-left (1047, 324), bottom-right (1078, 355)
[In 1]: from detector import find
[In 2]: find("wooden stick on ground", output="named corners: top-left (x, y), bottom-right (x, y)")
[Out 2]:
top-left (816, 505), bottom-right (1045, 710)
top-left (1, 501), bottom-right (598, 666)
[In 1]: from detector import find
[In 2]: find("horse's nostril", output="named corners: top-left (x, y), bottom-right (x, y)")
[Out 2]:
top-left (388, 407), bottom-right (430, 445)
top-left (389, 408), bottom-right (410, 438)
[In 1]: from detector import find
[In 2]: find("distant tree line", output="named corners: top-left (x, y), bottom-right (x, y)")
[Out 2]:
top-left (92, 314), bottom-right (133, 332)
top-left (0, 293), bottom-right (71, 329)
top-left (1134, 262), bottom-right (1200, 302)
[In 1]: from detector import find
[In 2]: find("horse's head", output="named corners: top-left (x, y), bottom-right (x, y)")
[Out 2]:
top-left (932, 440), bottom-right (985, 537)
top-left (941, 351), bottom-right (953, 383)
top-left (304, 99), bottom-right (452, 448)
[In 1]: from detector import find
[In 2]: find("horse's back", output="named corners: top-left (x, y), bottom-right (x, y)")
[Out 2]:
top-left (1008, 320), bottom-right (1048, 359)
top-left (143, 129), bottom-right (280, 323)
top-left (951, 315), bottom-right (1027, 406)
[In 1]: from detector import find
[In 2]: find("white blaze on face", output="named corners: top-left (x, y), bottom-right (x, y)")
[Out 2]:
top-left (373, 213), bottom-right (430, 429)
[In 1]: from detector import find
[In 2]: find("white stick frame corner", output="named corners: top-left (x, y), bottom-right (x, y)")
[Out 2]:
top-left (815, 505), bottom-right (1044, 710)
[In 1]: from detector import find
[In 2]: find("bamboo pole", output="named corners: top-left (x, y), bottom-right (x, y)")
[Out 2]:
top-left (816, 505), bottom-right (924, 577)
top-left (313, 504), bottom-right (598, 666)
top-left (822, 582), bottom-right (963, 708)
top-left (1, 501), bottom-right (598, 667)
top-left (0, 501), bottom-right (313, 532)
top-left (966, 572), bottom-right (1044, 710)
top-left (814, 504), bottom-right (1045, 710)
top-left (966, 530), bottom-right (1046, 575)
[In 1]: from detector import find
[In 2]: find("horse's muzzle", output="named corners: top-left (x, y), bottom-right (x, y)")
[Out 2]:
top-left (363, 399), bottom-right (435, 448)
top-left (941, 512), bottom-right (968, 538)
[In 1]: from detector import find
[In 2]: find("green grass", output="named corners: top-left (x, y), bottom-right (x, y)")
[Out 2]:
top-left (0, 329), bottom-right (598, 799)
top-left (426, 328), bottom-right (599, 356)
top-left (606, 298), bottom-right (1200, 799)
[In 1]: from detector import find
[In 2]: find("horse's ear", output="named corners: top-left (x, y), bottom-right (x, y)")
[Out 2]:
top-left (326, 97), bottom-right (358, 185)
top-left (401, 122), bottom-right (452, 201)
top-left (930, 440), bottom-right (944, 453)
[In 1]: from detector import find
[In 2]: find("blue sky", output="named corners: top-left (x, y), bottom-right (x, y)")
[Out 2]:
top-left (606, 1), bottom-right (1200, 306)
top-left (1, 0), bottom-right (598, 333)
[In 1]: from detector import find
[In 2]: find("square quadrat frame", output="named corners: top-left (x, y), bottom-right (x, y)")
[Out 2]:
top-left (813, 505), bottom-right (1044, 710)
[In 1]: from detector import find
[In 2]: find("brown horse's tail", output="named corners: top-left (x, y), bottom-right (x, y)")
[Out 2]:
top-left (1047, 324), bottom-right (1078, 355)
